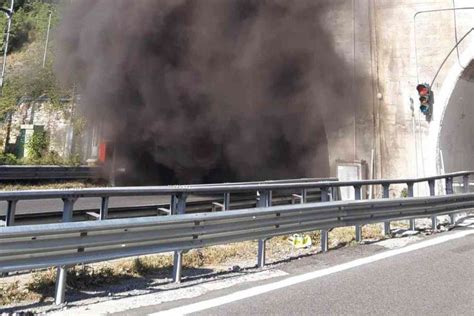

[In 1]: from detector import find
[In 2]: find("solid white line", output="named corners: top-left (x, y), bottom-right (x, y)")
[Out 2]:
top-left (150, 229), bottom-right (474, 316)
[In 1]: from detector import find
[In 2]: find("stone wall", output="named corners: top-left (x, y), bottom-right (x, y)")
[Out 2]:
top-left (1, 101), bottom-right (75, 159)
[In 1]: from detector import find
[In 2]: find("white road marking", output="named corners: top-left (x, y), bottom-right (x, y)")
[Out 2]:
top-left (50, 269), bottom-right (288, 315)
top-left (151, 228), bottom-right (474, 316)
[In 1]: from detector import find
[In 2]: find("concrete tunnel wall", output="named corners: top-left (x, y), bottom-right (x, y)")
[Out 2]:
top-left (322, 0), bottom-right (474, 191)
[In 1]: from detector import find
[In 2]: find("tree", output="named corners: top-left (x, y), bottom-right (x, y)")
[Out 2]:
top-left (0, 0), bottom-right (68, 117)
top-left (0, 0), bottom-right (61, 54)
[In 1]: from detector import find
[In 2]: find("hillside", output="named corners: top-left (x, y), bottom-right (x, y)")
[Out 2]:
top-left (0, 0), bottom-right (65, 116)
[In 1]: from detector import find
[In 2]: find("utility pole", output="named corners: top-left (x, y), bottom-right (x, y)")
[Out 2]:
top-left (410, 97), bottom-right (419, 195)
top-left (42, 11), bottom-right (52, 68)
top-left (0, 0), bottom-right (14, 90)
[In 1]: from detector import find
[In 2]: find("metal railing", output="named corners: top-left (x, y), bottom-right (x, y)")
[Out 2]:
top-left (1, 193), bottom-right (474, 304)
top-left (0, 165), bottom-right (103, 181)
top-left (0, 177), bottom-right (335, 226)
top-left (0, 171), bottom-right (473, 305)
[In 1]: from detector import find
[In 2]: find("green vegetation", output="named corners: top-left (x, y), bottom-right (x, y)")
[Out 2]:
top-left (0, 1), bottom-right (78, 164)
top-left (25, 127), bottom-right (47, 159)
top-left (0, 152), bottom-right (82, 165)
top-left (0, 151), bottom-right (16, 163)
top-left (0, 180), bottom-right (105, 191)
top-left (0, 0), bottom-right (67, 117)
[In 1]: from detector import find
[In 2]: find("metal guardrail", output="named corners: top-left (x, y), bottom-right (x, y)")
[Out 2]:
top-left (0, 171), bottom-right (473, 305)
top-left (0, 177), bottom-right (333, 225)
top-left (3, 194), bottom-right (474, 269)
top-left (1, 193), bottom-right (474, 304)
top-left (0, 165), bottom-right (103, 181)
top-left (5, 191), bottom-right (325, 225)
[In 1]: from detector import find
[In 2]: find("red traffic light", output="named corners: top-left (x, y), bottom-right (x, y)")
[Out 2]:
top-left (416, 84), bottom-right (429, 96)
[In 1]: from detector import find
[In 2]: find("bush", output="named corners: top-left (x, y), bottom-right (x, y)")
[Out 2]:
top-left (0, 152), bottom-right (18, 165)
top-left (25, 130), bottom-right (48, 160)
top-left (400, 188), bottom-right (408, 198)
top-left (22, 151), bottom-right (82, 166)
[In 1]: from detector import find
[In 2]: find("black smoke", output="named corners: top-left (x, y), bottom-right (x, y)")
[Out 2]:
top-left (56, 0), bottom-right (355, 184)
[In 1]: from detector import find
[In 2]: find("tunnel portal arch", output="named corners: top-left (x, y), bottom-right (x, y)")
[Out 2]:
top-left (427, 41), bottom-right (474, 176)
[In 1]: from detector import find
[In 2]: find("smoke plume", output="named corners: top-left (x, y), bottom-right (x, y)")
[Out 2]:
top-left (56, 0), bottom-right (355, 184)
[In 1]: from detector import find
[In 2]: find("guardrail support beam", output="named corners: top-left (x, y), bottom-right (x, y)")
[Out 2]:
top-left (171, 193), bottom-right (188, 283)
top-left (302, 189), bottom-right (308, 203)
top-left (463, 175), bottom-right (470, 193)
top-left (445, 177), bottom-right (455, 224)
top-left (100, 197), bottom-right (109, 220)
top-left (382, 184), bottom-right (391, 235)
top-left (173, 250), bottom-right (183, 283)
top-left (320, 187), bottom-right (329, 202)
top-left (320, 230), bottom-right (328, 253)
top-left (6, 200), bottom-right (17, 226)
top-left (330, 187), bottom-right (337, 201)
top-left (428, 180), bottom-right (437, 231)
top-left (55, 197), bottom-right (77, 305)
top-left (320, 188), bottom-right (329, 252)
top-left (257, 239), bottom-right (266, 268)
top-left (223, 193), bottom-right (230, 210)
top-left (257, 191), bottom-right (271, 268)
top-left (407, 182), bottom-right (415, 231)
top-left (354, 185), bottom-right (362, 242)
top-left (55, 265), bottom-right (68, 305)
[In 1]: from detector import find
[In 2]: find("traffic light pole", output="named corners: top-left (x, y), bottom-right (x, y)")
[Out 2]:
top-left (414, 26), bottom-right (473, 119)
top-left (429, 27), bottom-right (474, 88)
top-left (414, 6), bottom-right (474, 84)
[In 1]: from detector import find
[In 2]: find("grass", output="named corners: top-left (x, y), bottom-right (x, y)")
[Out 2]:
top-left (0, 225), bottom-right (386, 305)
top-left (0, 180), bottom-right (107, 191)
top-left (0, 281), bottom-right (32, 305)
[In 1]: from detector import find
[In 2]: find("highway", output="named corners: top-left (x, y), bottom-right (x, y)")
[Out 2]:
top-left (129, 223), bottom-right (474, 316)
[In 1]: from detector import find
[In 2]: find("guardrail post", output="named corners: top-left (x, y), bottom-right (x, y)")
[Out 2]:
top-left (330, 187), bottom-right (338, 201)
top-left (407, 182), bottom-right (415, 231)
top-left (223, 192), bottom-right (230, 210)
top-left (100, 197), bottom-right (109, 220)
top-left (382, 184), bottom-right (391, 235)
top-left (55, 197), bottom-right (77, 305)
top-left (320, 187), bottom-right (329, 252)
top-left (257, 190), bottom-right (270, 268)
top-left (463, 175), bottom-right (470, 193)
top-left (302, 189), bottom-right (307, 203)
top-left (354, 185), bottom-right (362, 242)
top-left (172, 193), bottom-right (188, 283)
top-left (445, 177), bottom-right (454, 194)
top-left (6, 200), bottom-right (17, 226)
top-left (1, 200), bottom-right (17, 276)
top-left (445, 177), bottom-right (455, 224)
top-left (425, 180), bottom-right (437, 232)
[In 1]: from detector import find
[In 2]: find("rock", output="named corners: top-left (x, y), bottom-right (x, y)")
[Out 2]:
top-left (400, 230), bottom-right (419, 237)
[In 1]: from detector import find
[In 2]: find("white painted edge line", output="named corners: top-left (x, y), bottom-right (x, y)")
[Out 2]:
top-left (151, 229), bottom-right (474, 316)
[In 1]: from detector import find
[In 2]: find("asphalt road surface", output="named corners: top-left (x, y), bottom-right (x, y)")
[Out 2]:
top-left (136, 225), bottom-right (474, 316)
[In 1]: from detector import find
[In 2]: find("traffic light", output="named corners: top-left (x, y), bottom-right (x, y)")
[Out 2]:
top-left (416, 83), bottom-right (431, 116)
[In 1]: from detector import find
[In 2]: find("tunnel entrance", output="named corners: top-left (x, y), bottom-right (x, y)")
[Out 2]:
top-left (438, 60), bottom-right (474, 173)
